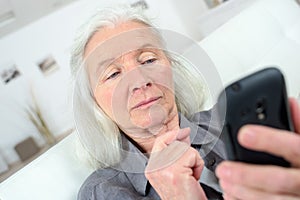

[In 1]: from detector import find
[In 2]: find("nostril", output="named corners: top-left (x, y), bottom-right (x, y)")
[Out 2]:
top-left (132, 82), bottom-right (152, 93)
top-left (132, 87), bottom-right (139, 93)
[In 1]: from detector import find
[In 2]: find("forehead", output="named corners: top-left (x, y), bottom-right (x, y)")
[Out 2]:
top-left (84, 21), bottom-right (163, 73)
top-left (84, 21), bottom-right (157, 58)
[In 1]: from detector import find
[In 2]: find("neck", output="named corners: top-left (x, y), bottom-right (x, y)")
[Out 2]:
top-left (123, 109), bottom-right (180, 154)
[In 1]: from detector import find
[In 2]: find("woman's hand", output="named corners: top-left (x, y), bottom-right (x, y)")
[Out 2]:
top-left (145, 128), bottom-right (207, 200)
top-left (216, 98), bottom-right (300, 199)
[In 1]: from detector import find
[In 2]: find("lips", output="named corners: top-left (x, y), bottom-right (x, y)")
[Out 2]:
top-left (132, 96), bottom-right (162, 110)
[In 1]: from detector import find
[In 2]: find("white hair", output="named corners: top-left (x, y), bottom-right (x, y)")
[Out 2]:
top-left (70, 4), bottom-right (206, 169)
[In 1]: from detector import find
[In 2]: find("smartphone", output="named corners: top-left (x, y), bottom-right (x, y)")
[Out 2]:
top-left (217, 67), bottom-right (294, 167)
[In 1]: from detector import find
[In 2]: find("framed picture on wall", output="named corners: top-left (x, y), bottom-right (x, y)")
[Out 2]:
top-left (0, 63), bottom-right (21, 84)
top-left (37, 55), bottom-right (59, 76)
top-left (204, 0), bottom-right (227, 8)
top-left (129, 0), bottom-right (148, 9)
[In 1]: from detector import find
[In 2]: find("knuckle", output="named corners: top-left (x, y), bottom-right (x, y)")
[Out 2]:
top-left (145, 165), bottom-right (177, 183)
top-left (190, 147), bottom-right (200, 157)
top-left (285, 170), bottom-right (300, 192)
top-left (193, 149), bottom-right (204, 163)
top-left (145, 170), bottom-right (160, 181)
top-left (165, 171), bottom-right (177, 183)
top-left (286, 137), bottom-right (300, 164)
top-left (144, 170), bottom-right (153, 179)
top-left (292, 137), bottom-right (300, 156)
top-left (144, 172), bottom-right (150, 179)
top-left (273, 171), bottom-right (289, 189)
top-left (232, 167), bottom-right (245, 182)
top-left (294, 177), bottom-right (300, 191)
top-left (190, 147), bottom-right (198, 154)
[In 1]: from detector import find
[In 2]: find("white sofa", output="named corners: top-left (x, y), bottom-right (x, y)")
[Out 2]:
top-left (0, 133), bottom-right (93, 200)
top-left (195, 0), bottom-right (300, 98)
top-left (0, 0), bottom-right (299, 199)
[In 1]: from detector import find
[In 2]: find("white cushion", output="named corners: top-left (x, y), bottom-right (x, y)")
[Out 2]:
top-left (257, 37), bottom-right (300, 96)
top-left (0, 133), bottom-right (92, 200)
top-left (256, 0), bottom-right (300, 32)
top-left (196, 0), bottom-right (300, 97)
top-left (1, 0), bottom-right (300, 199)
top-left (197, 0), bottom-right (256, 37)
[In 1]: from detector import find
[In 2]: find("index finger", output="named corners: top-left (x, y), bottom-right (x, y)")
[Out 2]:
top-left (238, 125), bottom-right (300, 167)
top-left (216, 161), bottom-right (300, 196)
top-left (151, 127), bottom-right (190, 153)
top-left (146, 140), bottom-right (190, 172)
top-left (289, 97), bottom-right (300, 133)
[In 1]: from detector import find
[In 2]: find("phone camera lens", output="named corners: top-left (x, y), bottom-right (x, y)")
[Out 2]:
top-left (256, 99), bottom-right (266, 121)
top-left (256, 107), bottom-right (264, 113)
top-left (256, 101), bottom-right (265, 113)
top-left (257, 113), bottom-right (266, 120)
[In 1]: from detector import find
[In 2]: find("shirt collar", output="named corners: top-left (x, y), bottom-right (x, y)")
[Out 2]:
top-left (179, 112), bottom-right (218, 145)
top-left (117, 133), bottom-right (149, 195)
top-left (117, 111), bottom-right (220, 196)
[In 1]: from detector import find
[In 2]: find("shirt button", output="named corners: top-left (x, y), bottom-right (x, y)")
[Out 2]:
top-left (208, 158), bottom-right (216, 166)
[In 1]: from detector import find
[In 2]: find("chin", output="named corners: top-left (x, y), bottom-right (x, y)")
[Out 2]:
top-left (131, 104), bottom-right (168, 127)
top-left (131, 116), bottom-right (159, 129)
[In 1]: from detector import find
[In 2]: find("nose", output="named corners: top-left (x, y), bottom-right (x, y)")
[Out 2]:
top-left (128, 67), bottom-right (152, 94)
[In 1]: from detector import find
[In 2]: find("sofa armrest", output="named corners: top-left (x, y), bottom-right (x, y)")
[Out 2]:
top-left (0, 133), bottom-right (92, 200)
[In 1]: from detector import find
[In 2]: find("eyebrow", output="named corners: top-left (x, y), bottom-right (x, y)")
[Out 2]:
top-left (95, 43), bottom-right (159, 73)
top-left (139, 43), bottom-right (159, 50)
top-left (97, 58), bottom-right (115, 68)
top-left (95, 58), bottom-right (115, 76)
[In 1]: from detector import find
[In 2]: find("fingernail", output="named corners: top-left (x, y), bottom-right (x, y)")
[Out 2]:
top-left (176, 128), bottom-right (190, 140)
top-left (216, 163), bottom-right (231, 179)
top-left (239, 126), bottom-right (256, 145)
top-left (222, 193), bottom-right (230, 200)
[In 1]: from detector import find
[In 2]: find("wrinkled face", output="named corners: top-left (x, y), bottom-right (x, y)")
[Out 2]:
top-left (84, 21), bottom-right (177, 135)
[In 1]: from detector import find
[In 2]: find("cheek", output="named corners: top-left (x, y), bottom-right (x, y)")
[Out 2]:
top-left (94, 87), bottom-right (114, 116)
top-left (150, 65), bottom-right (174, 91)
top-left (94, 81), bottom-right (129, 121)
top-left (159, 85), bottom-right (175, 104)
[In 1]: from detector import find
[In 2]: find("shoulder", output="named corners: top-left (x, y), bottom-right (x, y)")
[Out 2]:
top-left (77, 168), bottom-right (122, 200)
top-left (191, 105), bottom-right (221, 129)
top-left (77, 168), bottom-right (146, 200)
top-left (191, 108), bottom-right (212, 123)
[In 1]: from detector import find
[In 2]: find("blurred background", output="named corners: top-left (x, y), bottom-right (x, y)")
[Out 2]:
top-left (0, 0), bottom-right (229, 182)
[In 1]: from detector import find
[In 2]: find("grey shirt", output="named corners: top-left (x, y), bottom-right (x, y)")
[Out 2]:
top-left (78, 107), bottom-right (226, 200)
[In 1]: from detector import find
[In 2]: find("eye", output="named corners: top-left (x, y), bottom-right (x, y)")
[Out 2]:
top-left (141, 58), bottom-right (157, 65)
top-left (106, 71), bottom-right (120, 80)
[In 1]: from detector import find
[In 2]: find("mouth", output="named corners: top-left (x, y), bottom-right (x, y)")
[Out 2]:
top-left (132, 96), bottom-right (162, 110)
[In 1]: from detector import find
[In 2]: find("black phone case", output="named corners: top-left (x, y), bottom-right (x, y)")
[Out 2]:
top-left (217, 67), bottom-right (294, 167)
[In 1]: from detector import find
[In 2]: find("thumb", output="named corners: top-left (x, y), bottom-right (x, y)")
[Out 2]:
top-left (175, 127), bottom-right (191, 145)
top-left (152, 128), bottom-right (190, 153)
top-left (289, 97), bottom-right (300, 133)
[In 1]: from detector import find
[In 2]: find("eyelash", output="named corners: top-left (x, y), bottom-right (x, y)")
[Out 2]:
top-left (104, 55), bottom-right (157, 81)
top-left (141, 57), bottom-right (157, 65)
top-left (106, 71), bottom-right (120, 80)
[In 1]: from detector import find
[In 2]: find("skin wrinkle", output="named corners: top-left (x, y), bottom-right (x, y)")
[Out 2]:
top-left (74, 7), bottom-right (227, 200)
top-left (218, 162), bottom-right (300, 196)
top-left (73, 6), bottom-right (300, 199)
top-left (84, 21), bottom-right (179, 154)
top-left (86, 26), bottom-right (163, 90)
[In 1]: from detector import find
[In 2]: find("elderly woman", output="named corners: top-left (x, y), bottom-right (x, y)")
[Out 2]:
top-left (71, 4), bottom-right (300, 200)
top-left (71, 5), bottom-right (225, 199)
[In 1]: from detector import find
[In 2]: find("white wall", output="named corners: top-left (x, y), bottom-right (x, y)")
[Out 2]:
top-left (0, 0), bottom-right (206, 165)
top-left (0, 0), bottom-right (124, 165)
top-left (171, 0), bottom-right (209, 41)
top-left (145, 0), bottom-right (209, 41)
